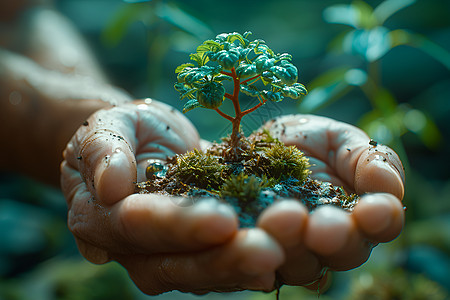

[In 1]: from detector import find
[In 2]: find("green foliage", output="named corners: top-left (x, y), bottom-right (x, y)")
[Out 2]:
top-left (175, 31), bottom-right (307, 113)
top-left (102, 0), bottom-right (213, 90)
top-left (262, 143), bottom-right (311, 183)
top-left (300, 0), bottom-right (449, 164)
top-left (174, 149), bottom-right (225, 190)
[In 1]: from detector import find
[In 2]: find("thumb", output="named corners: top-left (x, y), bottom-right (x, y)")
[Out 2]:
top-left (354, 144), bottom-right (405, 200)
top-left (66, 107), bottom-right (138, 205)
top-left (91, 142), bottom-right (136, 205)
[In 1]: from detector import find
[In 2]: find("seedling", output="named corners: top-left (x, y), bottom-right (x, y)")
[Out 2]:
top-left (174, 31), bottom-right (307, 158)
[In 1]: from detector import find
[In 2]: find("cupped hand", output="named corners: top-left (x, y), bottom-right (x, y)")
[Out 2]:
top-left (257, 114), bottom-right (405, 288)
top-left (60, 100), bottom-right (284, 295)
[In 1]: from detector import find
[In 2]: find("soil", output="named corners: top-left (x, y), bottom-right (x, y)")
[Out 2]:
top-left (135, 130), bottom-right (359, 227)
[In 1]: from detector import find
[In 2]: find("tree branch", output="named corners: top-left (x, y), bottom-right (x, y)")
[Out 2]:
top-left (214, 108), bottom-right (234, 122)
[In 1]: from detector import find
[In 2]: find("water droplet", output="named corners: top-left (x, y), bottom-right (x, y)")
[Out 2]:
top-left (144, 98), bottom-right (153, 104)
top-left (146, 160), bottom-right (167, 179)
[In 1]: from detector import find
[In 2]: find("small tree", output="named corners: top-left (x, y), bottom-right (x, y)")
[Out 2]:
top-left (174, 31), bottom-right (307, 156)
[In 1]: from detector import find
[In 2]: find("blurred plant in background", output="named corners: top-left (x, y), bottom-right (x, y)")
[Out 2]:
top-left (102, 0), bottom-right (212, 91)
top-left (299, 0), bottom-right (449, 167)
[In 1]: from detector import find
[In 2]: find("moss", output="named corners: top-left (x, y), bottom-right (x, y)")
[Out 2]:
top-left (173, 149), bottom-right (226, 190)
top-left (220, 173), bottom-right (262, 202)
top-left (219, 173), bottom-right (275, 226)
top-left (261, 143), bottom-right (311, 184)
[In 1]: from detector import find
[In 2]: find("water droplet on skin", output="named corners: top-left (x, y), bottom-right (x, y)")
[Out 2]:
top-left (144, 98), bottom-right (153, 104)
top-left (146, 160), bottom-right (167, 179)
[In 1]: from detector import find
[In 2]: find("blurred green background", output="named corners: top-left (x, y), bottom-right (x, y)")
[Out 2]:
top-left (1, 0), bottom-right (449, 299)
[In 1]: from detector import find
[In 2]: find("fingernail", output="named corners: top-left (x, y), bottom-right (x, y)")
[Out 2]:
top-left (191, 199), bottom-right (237, 244)
top-left (94, 149), bottom-right (135, 204)
top-left (239, 229), bottom-right (284, 275)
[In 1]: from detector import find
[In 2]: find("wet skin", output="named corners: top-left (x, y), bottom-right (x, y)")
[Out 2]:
top-left (61, 101), bottom-right (405, 294)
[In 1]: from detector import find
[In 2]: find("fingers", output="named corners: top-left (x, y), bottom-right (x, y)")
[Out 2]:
top-left (258, 194), bottom-right (404, 284)
top-left (116, 228), bottom-right (284, 295)
top-left (112, 196), bottom-right (238, 253)
top-left (352, 193), bottom-right (404, 243)
top-left (355, 144), bottom-right (405, 200)
top-left (257, 200), bottom-right (324, 285)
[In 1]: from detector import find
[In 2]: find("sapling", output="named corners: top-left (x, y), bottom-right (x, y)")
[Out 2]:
top-left (174, 31), bottom-right (307, 159)
top-left (138, 31), bottom-right (358, 220)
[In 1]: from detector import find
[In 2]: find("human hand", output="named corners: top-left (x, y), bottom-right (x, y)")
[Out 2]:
top-left (257, 114), bottom-right (405, 288)
top-left (61, 100), bottom-right (285, 294)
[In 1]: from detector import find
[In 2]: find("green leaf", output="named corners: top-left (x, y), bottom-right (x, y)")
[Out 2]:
top-left (182, 98), bottom-right (203, 113)
top-left (281, 83), bottom-right (307, 99)
top-left (180, 88), bottom-right (197, 100)
top-left (189, 52), bottom-right (209, 66)
top-left (255, 55), bottom-right (275, 73)
top-left (240, 84), bottom-right (261, 97)
top-left (175, 63), bottom-right (195, 74)
top-left (197, 40), bottom-right (222, 54)
top-left (213, 74), bottom-right (233, 82)
top-left (251, 40), bottom-right (274, 57)
top-left (226, 32), bottom-right (247, 46)
top-left (177, 65), bottom-right (222, 84)
top-left (269, 60), bottom-right (298, 85)
top-left (209, 49), bottom-right (240, 70)
top-left (197, 82), bottom-right (225, 108)
top-left (235, 63), bottom-right (258, 79)
top-left (262, 91), bottom-right (283, 102)
top-left (276, 53), bottom-right (293, 62)
top-left (174, 82), bottom-right (189, 93)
